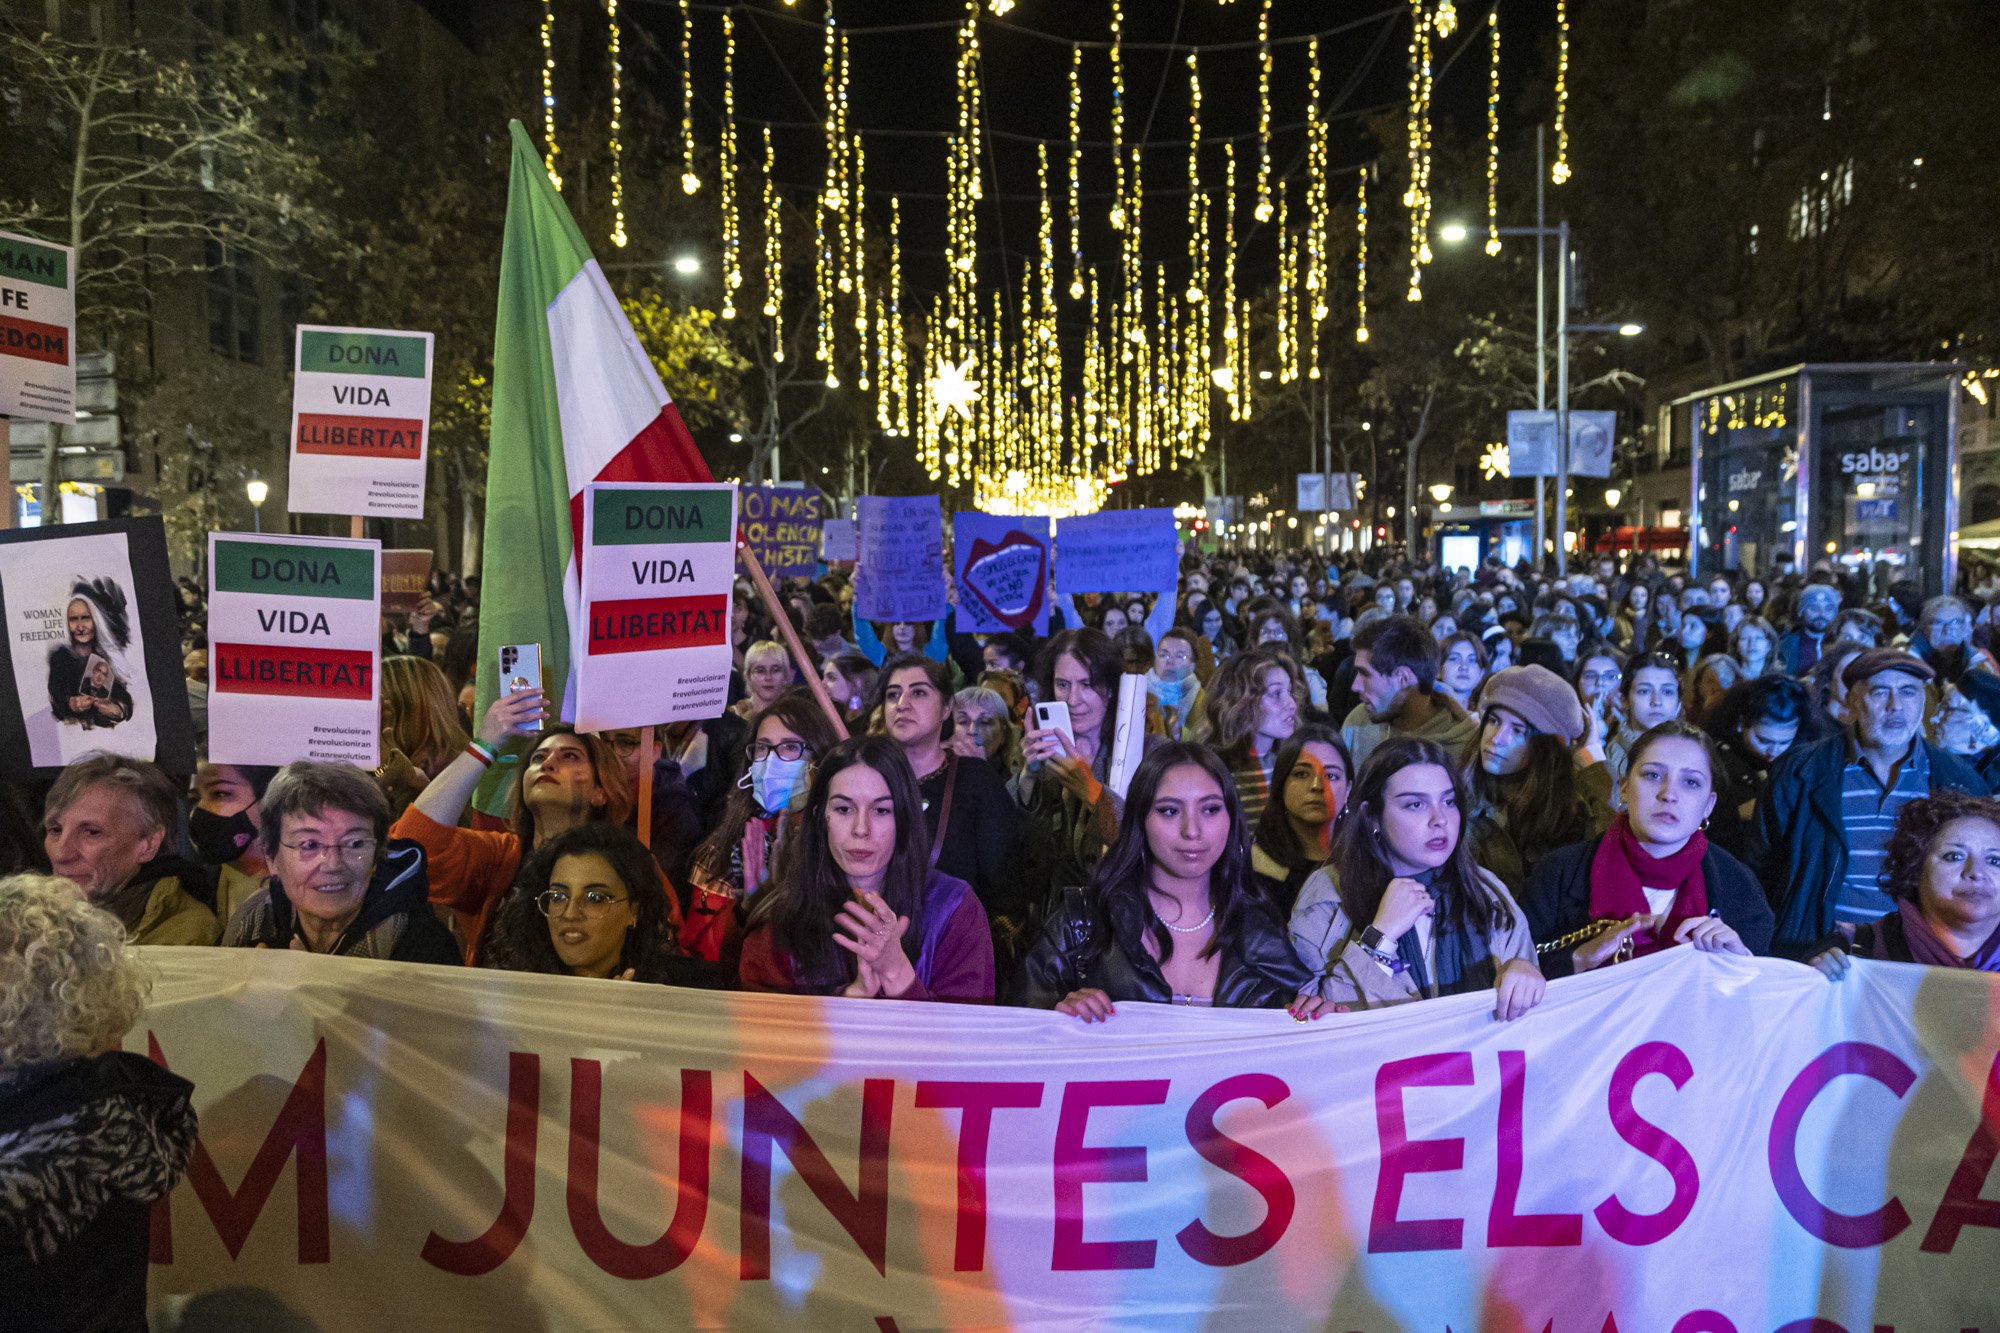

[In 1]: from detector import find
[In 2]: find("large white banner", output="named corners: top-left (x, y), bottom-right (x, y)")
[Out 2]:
top-left (134, 948), bottom-right (1999, 1332)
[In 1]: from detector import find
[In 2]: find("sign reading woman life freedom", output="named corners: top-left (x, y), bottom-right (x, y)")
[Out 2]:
top-left (576, 481), bottom-right (737, 732)
top-left (0, 229), bottom-right (76, 423)
top-left (0, 517), bottom-right (194, 778)
top-left (206, 532), bottom-right (382, 768)
top-left (288, 324), bottom-right (436, 520)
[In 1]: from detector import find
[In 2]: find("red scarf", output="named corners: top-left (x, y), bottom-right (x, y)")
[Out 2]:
top-left (1588, 814), bottom-right (1709, 956)
top-left (1866, 900), bottom-right (2000, 971)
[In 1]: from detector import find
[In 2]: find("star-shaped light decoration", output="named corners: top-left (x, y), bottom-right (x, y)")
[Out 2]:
top-left (1479, 441), bottom-right (1511, 481)
top-left (928, 356), bottom-right (981, 422)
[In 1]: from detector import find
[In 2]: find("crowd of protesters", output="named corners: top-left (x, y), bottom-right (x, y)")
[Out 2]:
top-left (11, 542), bottom-right (2000, 1313)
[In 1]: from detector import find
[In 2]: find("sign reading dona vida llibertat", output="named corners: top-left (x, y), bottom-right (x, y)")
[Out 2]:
top-left (576, 482), bottom-right (735, 731)
top-left (207, 533), bottom-right (381, 769)
top-left (0, 229), bottom-right (76, 423)
top-left (288, 325), bottom-right (435, 520)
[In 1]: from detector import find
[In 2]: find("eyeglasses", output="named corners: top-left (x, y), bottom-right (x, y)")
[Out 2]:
top-left (535, 889), bottom-right (629, 916)
top-left (280, 837), bottom-right (377, 862)
top-left (746, 739), bottom-right (812, 762)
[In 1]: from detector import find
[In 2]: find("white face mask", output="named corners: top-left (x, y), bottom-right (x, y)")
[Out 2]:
top-left (746, 755), bottom-right (810, 813)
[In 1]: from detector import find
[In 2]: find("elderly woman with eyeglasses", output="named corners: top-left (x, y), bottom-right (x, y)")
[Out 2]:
top-left (479, 824), bottom-right (719, 985)
top-left (220, 761), bottom-right (460, 963)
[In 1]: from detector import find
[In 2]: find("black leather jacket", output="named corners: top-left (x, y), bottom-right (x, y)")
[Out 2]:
top-left (1010, 883), bottom-right (1311, 1009)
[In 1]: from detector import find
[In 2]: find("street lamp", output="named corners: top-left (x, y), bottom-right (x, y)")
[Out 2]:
top-left (671, 254), bottom-right (701, 275)
top-left (1604, 486), bottom-right (1623, 508)
top-left (1429, 482), bottom-right (1454, 505)
top-left (246, 478), bottom-right (268, 533)
top-left (1437, 221), bottom-right (1470, 245)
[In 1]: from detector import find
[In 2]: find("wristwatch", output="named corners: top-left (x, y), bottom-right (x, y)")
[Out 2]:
top-left (1358, 924), bottom-right (1390, 952)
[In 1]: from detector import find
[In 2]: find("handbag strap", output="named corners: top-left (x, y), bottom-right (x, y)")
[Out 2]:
top-left (929, 753), bottom-right (959, 868)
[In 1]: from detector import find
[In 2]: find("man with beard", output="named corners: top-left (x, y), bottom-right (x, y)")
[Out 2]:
top-left (1776, 582), bottom-right (1841, 674)
top-left (1339, 614), bottom-right (1478, 771)
top-left (1748, 648), bottom-right (1986, 958)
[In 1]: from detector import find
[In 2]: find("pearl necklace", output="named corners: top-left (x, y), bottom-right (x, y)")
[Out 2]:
top-left (1155, 905), bottom-right (1216, 934)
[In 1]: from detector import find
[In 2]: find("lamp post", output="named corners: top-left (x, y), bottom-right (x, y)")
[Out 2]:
top-left (246, 478), bottom-right (268, 533)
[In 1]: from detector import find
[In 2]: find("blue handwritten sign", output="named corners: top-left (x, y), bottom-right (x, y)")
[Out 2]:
top-left (1055, 508), bottom-right (1178, 595)
top-left (953, 512), bottom-right (1050, 634)
top-left (854, 495), bottom-right (946, 622)
top-left (737, 485), bottom-right (823, 580)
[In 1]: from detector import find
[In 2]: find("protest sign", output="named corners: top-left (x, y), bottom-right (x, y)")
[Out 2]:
top-left (1569, 409), bottom-right (1618, 478)
top-left (952, 511), bottom-right (1051, 634)
top-left (288, 325), bottom-right (436, 520)
top-left (0, 516), bottom-right (193, 777)
top-left (576, 481), bottom-right (735, 730)
top-left (1055, 507), bottom-right (1178, 594)
top-left (0, 229), bottom-right (76, 422)
top-left (738, 484), bottom-right (823, 579)
top-left (821, 517), bottom-right (857, 562)
top-left (207, 532), bottom-right (381, 768)
top-left (134, 947), bottom-right (2000, 1331)
top-left (854, 494), bottom-right (946, 622)
top-left (381, 549), bottom-right (434, 615)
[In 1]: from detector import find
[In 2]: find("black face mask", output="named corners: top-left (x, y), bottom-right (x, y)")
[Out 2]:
top-left (188, 807), bottom-right (258, 865)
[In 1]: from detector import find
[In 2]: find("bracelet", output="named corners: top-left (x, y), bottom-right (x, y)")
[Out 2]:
top-left (465, 740), bottom-right (497, 768)
top-left (1357, 941), bottom-right (1407, 974)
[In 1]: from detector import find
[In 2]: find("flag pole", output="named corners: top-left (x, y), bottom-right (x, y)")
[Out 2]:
top-left (738, 541), bottom-right (850, 740)
top-left (636, 724), bottom-right (657, 847)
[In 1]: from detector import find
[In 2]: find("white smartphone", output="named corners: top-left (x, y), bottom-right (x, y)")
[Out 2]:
top-left (1033, 700), bottom-right (1073, 745)
top-left (498, 643), bottom-right (543, 732)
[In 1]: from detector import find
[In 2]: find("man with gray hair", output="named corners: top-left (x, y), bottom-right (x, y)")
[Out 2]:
top-left (1777, 582), bottom-right (1842, 674)
top-left (42, 753), bottom-right (218, 945)
top-left (1914, 595), bottom-right (1976, 676)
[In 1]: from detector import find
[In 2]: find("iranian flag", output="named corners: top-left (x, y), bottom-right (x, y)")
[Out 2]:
top-left (475, 121), bottom-right (712, 753)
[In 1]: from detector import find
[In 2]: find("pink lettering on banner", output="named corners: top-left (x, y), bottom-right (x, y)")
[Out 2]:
top-left (1594, 1041), bottom-right (1701, 1245)
top-left (1489, 1050), bottom-right (1584, 1247)
top-left (1768, 1042), bottom-right (1917, 1247)
top-left (740, 1074), bottom-right (895, 1279)
top-left (1368, 1052), bottom-right (1474, 1253)
top-left (1052, 1079), bottom-right (1171, 1270)
top-left (1175, 1073), bottom-right (1297, 1266)
top-left (421, 1052), bottom-right (543, 1276)
top-left (912, 1080), bottom-right (1046, 1272)
top-left (1920, 1049), bottom-right (2000, 1254)
top-left (567, 1060), bottom-right (713, 1278)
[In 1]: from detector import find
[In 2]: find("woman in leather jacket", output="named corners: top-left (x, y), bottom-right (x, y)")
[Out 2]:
top-left (1010, 741), bottom-right (1313, 1018)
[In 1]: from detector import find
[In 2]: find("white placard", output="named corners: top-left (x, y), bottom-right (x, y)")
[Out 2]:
top-left (288, 325), bottom-right (435, 519)
top-left (0, 229), bottom-right (77, 423)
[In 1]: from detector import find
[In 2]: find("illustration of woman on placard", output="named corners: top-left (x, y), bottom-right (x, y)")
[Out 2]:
top-left (47, 577), bottom-right (136, 730)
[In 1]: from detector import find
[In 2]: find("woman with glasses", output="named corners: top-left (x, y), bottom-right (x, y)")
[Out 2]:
top-left (686, 690), bottom-right (841, 968)
top-left (732, 641), bottom-right (795, 721)
top-left (479, 824), bottom-right (719, 985)
top-left (740, 736), bottom-right (994, 1001)
top-left (221, 762), bottom-right (459, 962)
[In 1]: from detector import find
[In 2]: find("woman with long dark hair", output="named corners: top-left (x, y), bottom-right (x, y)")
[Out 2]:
top-left (1013, 628), bottom-right (1152, 892)
top-left (1013, 742), bottom-right (1312, 1018)
top-left (1521, 721), bottom-right (1771, 976)
top-left (1250, 725), bottom-right (1352, 915)
top-left (1463, 665), bottom-right (1610, 890)
top-left (480, 824), bottom-right (719, 985)
top-left (1289, 736), bottom-right (1545, 1016)
top-left (740, 736), bottom-right (994, 1000)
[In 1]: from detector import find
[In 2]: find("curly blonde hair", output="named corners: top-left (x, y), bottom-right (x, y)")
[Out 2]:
top-left (0, 873), bottom-right (149, 1068)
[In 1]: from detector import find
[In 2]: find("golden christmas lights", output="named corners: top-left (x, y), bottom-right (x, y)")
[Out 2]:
top-left (1305, 35), bottom-right (1328, 378)
top-left (606, 0), bottom-right (624, 244)
top-left (1485, 4), bottom-right (1502, 254)
top-left (1254, 0), bottom-right (1274, 223)
top-left (679, 0), bottom-right (698, 194)
top-left (1551, 0), bottom-right (1572, 183)
top-left (1108, 0), bottom-right (1126, 230)
top-left (1068, 45), bottom-right (1084, 298)
top-left (539, 0), bottom-right (559, 189)
top-left (761, 128), bottom-right (782, 361)
top-left (1355, 167), bottom-right (1371, 343)
top-left (717, 8), bottom-right (739, 309)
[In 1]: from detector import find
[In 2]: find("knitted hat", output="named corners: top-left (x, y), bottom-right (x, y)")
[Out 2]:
top-left (1843, 647), bottom-right (1934, 688)
top-left (1480, 664), bottom-right (1588, 747)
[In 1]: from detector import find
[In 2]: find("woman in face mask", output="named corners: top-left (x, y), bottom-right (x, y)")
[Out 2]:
top-left (741, 736), bottom-right (994, 1000)
top-left (685, 689), bottom-right (841, 974)
top-left (819, 651), bottom-right (879, 731)
top-left (1147, 627), bottom-right (1204, 740)
top-left (189, 760), bottom-right (279, 926)
top-left (872, 654), bottom-right (1025, 952)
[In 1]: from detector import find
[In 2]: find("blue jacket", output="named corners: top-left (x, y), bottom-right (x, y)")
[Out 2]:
top-left (1744, 736), bottom-right (1987, 959)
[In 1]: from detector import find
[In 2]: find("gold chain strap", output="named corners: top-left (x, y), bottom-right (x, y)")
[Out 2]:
top-left (1536, 917), bottom-right (1634, 965)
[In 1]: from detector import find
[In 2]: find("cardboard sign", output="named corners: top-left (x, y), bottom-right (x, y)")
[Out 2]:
top-left (288, 325), bottom-right (436, 520)
top-left (952, 511), bottom-right (1050, 635)
top-left (381, 549), bottom-right (435, 615)
top-left (0, 229), bottom-right (77, 423)
top-left (207, 532), bottom-right (382, 768)
top-left (737, 485), bottom-right (823, 580)
top-left (576, 482), bottom-right (736, 730)
top-left (0, 517), bottom-right (194, 777)
top-left (854, 495), bottom-right (946, 622)
top-left (821, 518), bottom-right (857, 563)
top-left (1054, 508), bottom-right (1178, 595)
